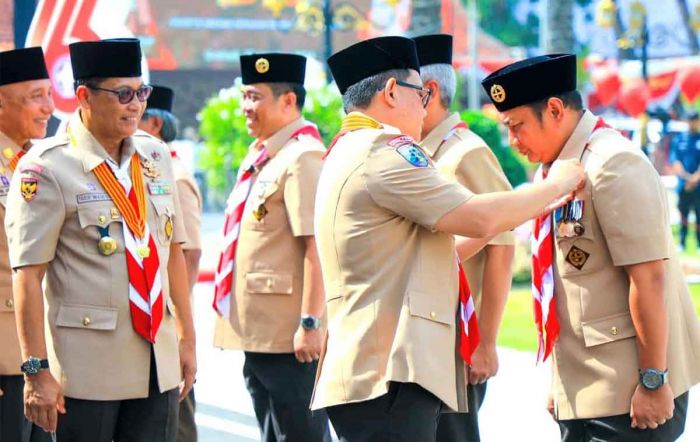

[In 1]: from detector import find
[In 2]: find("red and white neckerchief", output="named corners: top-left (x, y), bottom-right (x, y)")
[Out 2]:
top-left (212, 123), bottom-right (323, 317)
top-left (94, 155), bottom-right (164, 343)
top-left (531, 116), bottom-right (610, 363)
top-left (458, 257), bottom-right (480, 365)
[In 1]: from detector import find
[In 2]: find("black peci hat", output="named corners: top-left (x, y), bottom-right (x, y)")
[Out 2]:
top-left (481, 54), bottom-right (577, 112)
top-left (327, 36), bottom-right (420, 95)
top-left (240, 53), bottom-right (306, 85)
top-left (69, 38), bottom-right (142, 80)
top-left (146, 85), bottom-right (174, 112)
top-left (0, 47), bottom-right (49, 86)
top-left (413, 34), bottom-right (453, 67)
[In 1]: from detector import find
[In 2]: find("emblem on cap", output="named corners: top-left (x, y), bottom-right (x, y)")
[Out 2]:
top-left (490, 84), bottom-right (506, 103)
top-left (255, 58), bottom-right (270, 74)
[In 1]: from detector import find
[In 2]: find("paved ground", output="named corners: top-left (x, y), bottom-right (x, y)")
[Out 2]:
top-left (193, 213), bottom-right (699, 441)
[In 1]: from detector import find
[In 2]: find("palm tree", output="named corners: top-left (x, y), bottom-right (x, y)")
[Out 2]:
top-left (546, 0), bottom-right (575, 53)
top-left (408, 0), bottom-right (442, 36)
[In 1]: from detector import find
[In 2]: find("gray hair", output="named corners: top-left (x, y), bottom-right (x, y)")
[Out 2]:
top-left (142, 108), bottom-right (179, 143)
top-left (341, 69), bottom-right (411, 112)
top-left (419, 63), bottom-right (456, 109)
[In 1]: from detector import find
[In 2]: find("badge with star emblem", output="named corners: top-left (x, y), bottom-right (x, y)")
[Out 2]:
top-left (565, 245), bottom-right (589, 270)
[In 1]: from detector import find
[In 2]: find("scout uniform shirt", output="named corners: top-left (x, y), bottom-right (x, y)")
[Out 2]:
top-left (420, 112), bottom-right (516, 310)
top-left (5, 111), bottom-right (187, 401)
top-left (171, 153), bottom-right (202, 252)
top-left (0, 131), bottom-right (26, 376)
top-left (213, 118), bottom-right (324, 353)
top-left (312, 122), bottom-right (474, 412)
top-left (550, 110), bottom-right (700, 420)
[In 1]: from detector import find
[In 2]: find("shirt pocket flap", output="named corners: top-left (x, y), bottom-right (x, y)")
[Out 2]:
top-left (151, 200), bottom-right (174, 216)
top-left (246, 272), bottom-right (293, 294)
top-left (408, 290), bottom-right (452, 325)
top-left (255, 181), bottom-right (280, 202)
top-left (56, 303), bottom-right (119, 330)
top-left (581, 312), bottom-right (636, 348)
top-left (77, 204), bottom-right (117, 228)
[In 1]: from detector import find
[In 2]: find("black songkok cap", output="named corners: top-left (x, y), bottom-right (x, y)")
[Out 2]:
top-left (481, 54), bottom-right (577, 112)
top-left (413, 34), bottom-right (453, 67)
top-left (147, 85), bottom-right (174, 113)
top-left (0, 47), bottom-right (49, 86)
top-left (69, 38), bottom-right (142, 80)
top-left (240, 53), bottom-right (306, 85)
top-left (328, 36), bottom-right (420, 95)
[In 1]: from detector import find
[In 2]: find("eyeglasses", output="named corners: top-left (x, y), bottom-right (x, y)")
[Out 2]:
top-left (87, 84), bottom-right (153, 104)
top-left (396, 80), bottom-right (432, 108)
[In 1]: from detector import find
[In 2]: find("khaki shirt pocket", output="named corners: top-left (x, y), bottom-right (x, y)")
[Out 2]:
top-left (151, 199), bottom-right (175, 246)
top-left (56, 303), bottom-right (119, 331)
top-left (76, 204), bottom-right (123, 255)
top-left (245, 272), bottom-right (293, 295)
top-left (248, 181), bottom-right (279, 231)
top-left (580, 311), bottom-right (636, 348)
top-left (556, 221), bottom-right (601, 277)
top-left (408, 290), bottom-right (452, 325)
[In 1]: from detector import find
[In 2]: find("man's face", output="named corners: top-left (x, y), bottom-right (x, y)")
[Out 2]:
top-left (241, 83), bottom-right (287, 140)
top-left (83, 77), bottom-right (147, 140)
top-left (392, 70), bottom-right (428, 141)
top-left (0, 79), bottom-right (54, 143)
top-left (689, 118), bottom-right (700, 134)
top-left (500, 103), bottom-right (562, 164)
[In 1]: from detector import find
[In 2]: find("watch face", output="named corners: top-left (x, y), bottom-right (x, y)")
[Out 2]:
top-left (302, 317), bottom-right (315, 328)
top-left (22, 358), bottom-right (41, 374)
top-left (642, 371), bottom-right (662, 388)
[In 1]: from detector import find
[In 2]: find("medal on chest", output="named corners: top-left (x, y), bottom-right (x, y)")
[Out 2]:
top-left (555, 200), bottom-right (585, 239)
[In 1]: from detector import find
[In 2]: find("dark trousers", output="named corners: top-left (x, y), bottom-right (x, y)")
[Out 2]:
top-left (558, 391), bottom-right (689, 442)
top-left (243, 352), bottom-right (330, 442)
top-left (436, 382), bottom-right (487, 442)
top-left (678, 189), bottom-right (700, 247)
top-left (1, 375), bottom-right (52, 442)
top-left (176, 388), bottom-right (197, 442)
top-left (42, 352), bottom-right (179, 442)
top-left (326, 382), bottom-right (443, 442)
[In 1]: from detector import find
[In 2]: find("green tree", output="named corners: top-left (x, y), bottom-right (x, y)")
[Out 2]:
top-left (460, 109), bottom-right (528, 187)
top-left (198, 82), bottom-right (344, 206)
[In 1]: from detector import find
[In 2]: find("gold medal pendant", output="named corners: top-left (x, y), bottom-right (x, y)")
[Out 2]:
top-left (98, 236), bottom-right (118, 256)
top-left (253, 204), bottom-right (268, 221)
top-left (137, 245), bottom-right (151, 258)
top-left (164, 217), bottom-right (173, 240)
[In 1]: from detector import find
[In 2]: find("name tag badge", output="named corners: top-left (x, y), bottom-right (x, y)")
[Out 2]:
top-left (77, 192), bottom-right (112, 204)
top-left (147, 181), bottom-right (171, 195)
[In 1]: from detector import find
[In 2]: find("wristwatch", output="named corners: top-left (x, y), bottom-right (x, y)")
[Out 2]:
top-left (300, 315), bottom-right (321, 330)
top-left (20, 357), bottom-right (49, 375)
top-left (639, 368), bottom-right (668, 390)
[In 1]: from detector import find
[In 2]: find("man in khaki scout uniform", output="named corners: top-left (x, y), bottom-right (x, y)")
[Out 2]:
top-left (5, 39), bottom-right (196, 442)
top-left (482, 54), bottom-right (700, 441)
top-left (212, 53), bottom-right (330, 442)
top-left (0, 47), bottom-right (53, 442)
top-left (313, 36), bottom-right (585, 442)
top-left (139, 85), bottom-right (202, 442)
top-left (414, 34), bottom-right (516, 442)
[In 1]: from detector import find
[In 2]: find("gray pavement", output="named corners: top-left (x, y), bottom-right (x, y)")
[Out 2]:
top-left (193, 213), bottom-right (699, 441)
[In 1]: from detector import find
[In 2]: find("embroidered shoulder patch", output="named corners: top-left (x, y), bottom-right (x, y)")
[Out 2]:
top-left (396, 144), bottom-right (430, 167)
top-left (20, 176), bottom-right (38, 201)
top-left (387, 135), bottom-right (414, 148)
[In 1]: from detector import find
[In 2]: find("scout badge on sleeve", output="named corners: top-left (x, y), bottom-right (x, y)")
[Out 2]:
top-left (20, 176), bottom-right (38, 201)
